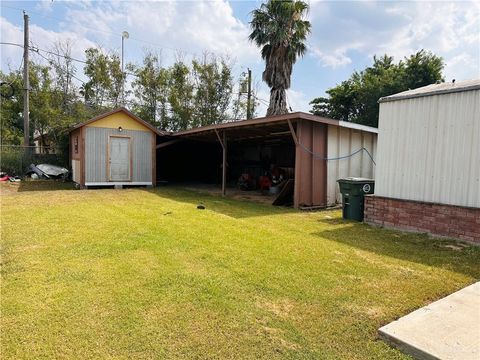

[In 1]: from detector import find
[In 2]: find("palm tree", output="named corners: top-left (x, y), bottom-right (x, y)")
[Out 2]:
top-left (249, 0), bottom-right (311, 116)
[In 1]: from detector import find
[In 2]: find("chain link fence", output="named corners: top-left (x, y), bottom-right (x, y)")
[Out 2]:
top-left (0, 145), bottom-right (68, 176)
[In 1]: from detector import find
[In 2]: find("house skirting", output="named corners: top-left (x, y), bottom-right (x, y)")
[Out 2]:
top-left (84, 182), bottom-right (152, 186)
top-left (364, 195), bottom-right (480, 243)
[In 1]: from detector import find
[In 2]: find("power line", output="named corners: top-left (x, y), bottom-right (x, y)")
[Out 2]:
top-left (1, 41), bottom-right (88, 64)
top-left (1, 53), bottom-right (24, 87)
top-left (2, 40), bottom-right (254, 109)
top-left (31, 46), bottom-right (88, 64)
top-left (253, 94), bottom-right (269, 106)
top-left (0, 4), bottom-right (123, 39)
top-left (32, 47), bottom-right (87, 85)
top-left (0, 4), bottom-right (199, 57)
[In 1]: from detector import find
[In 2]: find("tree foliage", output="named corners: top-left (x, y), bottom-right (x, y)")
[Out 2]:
top-left (249, 0), bottom-right (311, 116)
top-left (128, 52), bottom-right (169, 129)
top-left (1, 42), bottom-right (253, 149)
top-left (81, 48), bottom-right (125, 109)
top-left (191, 53), bottom-right (233, 127)
top-left (310, 50), bottom-right (444, 127)
top-left (0, 70), bottom-right (24, 144)
top-left (168, 59), bottom-right (194, 131)
top-left (128, 51), bottom-right (234, 130)
top-left (0, 60), bottom-right (92, 151)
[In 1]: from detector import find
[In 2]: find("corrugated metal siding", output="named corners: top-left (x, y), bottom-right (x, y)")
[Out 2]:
top-left (85, 127), bottom-right (152, 183)
top-left (375, 89), bottom-right (480, 207)
top-left (326, 126), bottom-right (377, 205)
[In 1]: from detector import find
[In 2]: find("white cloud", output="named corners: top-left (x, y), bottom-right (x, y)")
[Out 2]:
top-left (35, 0), bottom-right (55, 13)
top-left (286, 88), bottom-right (310, 112)
top-left (62, 0), bottom-right (258, 65)
top-left (308, 1), bottom-right (480, 80)
top-left (311, 46), bottom-right (353, 68)
top-left (1, 15), bottom-right (96, 73)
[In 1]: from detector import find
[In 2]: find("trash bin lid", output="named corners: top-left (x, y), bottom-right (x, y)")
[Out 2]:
top-left (337, 177), bottom-right (375, 184)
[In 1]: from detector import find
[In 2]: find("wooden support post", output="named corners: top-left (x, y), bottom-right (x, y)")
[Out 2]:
top-left (287, 119), bottom-right (298, 146)
top-left (215, 129), bottom-right (227, 196)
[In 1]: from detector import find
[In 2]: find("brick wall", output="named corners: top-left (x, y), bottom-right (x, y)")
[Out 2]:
top-left (364, 195), bottom-right (480, 243)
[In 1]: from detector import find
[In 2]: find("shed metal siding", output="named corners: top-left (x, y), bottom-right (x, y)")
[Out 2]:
top-left (326, 126), bottom-right (377, 205)
top-left (375, 89), bottom-right (480, 207)
top-left (85, 127), bottom-right (153, 183)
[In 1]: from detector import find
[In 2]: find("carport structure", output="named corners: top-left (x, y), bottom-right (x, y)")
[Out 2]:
top-left (158, 112), bottom-right (377, 209)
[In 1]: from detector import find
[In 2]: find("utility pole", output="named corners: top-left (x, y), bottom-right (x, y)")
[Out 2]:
top-left (246, 68), bottom-right (252, 119)
top-left (23, 11), bottom-right (29, 146)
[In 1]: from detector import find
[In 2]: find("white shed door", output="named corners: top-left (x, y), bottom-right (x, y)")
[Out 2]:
top-left (109, 137), bottom-right (130, 181)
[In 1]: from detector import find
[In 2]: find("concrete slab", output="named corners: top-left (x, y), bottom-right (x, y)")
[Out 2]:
top-left (379, 282), bottom-right (480, 360)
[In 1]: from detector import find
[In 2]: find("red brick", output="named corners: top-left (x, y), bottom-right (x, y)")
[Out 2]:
top-left (365, 196), bottom-right (480, 243)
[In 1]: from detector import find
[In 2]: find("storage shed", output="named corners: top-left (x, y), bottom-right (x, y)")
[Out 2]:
top-left (159, 112), bottom-right (377, 208)
top-left (69, 108), bottom-right (164, 188)
top-left (364, 79), bottom-right (480, 242)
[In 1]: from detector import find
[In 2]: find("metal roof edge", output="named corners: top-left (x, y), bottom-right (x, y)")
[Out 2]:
top-left (337, 121), bottom-right (378, 133)
top-left (172, 112), bottom-right (342, 137)
top-left (379, 84), bottom-right (480, 103)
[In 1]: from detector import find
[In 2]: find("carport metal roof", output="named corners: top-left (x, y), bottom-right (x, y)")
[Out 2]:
top-left (173, 112), bottom-right (377, 142)
top-left (163, 111), bottom-right (378, 200)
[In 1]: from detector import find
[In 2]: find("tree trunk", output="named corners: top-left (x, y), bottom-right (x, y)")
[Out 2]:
top-left (266, 87), bottom-right (288, 116)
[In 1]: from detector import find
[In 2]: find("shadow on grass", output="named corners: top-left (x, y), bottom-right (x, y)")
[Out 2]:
top-left (313, 222), bottom-right (480, 278)
top-left (16, 180), bottom-right (76, 192)
top-left (147, 185), bottom-right (297, 219)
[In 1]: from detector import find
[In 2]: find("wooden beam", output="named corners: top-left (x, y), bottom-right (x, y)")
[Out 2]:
top-left (156, 139), bottom-right (181, 149)
top-left (287, 119), bottom-right (299, 146)
top-left (215, 129), bottom-right (225, 149)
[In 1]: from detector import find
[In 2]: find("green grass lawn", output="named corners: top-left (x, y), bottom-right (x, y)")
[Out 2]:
top-left (1, 182), bottom-right (479, 359)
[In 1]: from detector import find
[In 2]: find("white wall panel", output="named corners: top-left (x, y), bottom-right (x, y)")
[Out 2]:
top-left (326, 126), bottom-right (377, 205)
top-left (72, 159), bottom-right (80, 183)
top-left (375, 90), bottom-right (480, 207)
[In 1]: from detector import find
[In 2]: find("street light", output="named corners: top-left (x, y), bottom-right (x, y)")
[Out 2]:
top-left (121, 31), bottom-right (129, 106)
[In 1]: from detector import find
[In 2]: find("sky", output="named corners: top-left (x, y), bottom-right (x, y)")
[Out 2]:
top-left (1, 0), bottom-right (479, 115)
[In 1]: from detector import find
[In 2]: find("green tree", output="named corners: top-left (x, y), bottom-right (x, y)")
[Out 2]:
top-left (107, 53), bottom-right (125, 108)
top-left (168, 59), bottom-right (194, 131)
top-left (81, 47), bottom-right (125, 109)
top-left (310, 50), bottom-right (444, 127)
top-left (1, 55), bottom-right (94, 155)
top-left (403, 49), bottom-right (444, 90)
top-left (128, 51), bottom-right (170, 129)
top-left (192, 53), bottom-right (233, 127)
top-left (249, 0), bottom-right (311, 116)
top-left (81, 48), bottom-right (110, 108)
top-left (48, 41), bottom-right (77, 111)
top-left (29, 62), bottom-right (58, 144)
top-left (0, 70), bottom-right (24, 145)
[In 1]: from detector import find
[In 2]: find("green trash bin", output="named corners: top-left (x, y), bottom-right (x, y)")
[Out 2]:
top-left (337, 177), bottom-right (375, 221)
